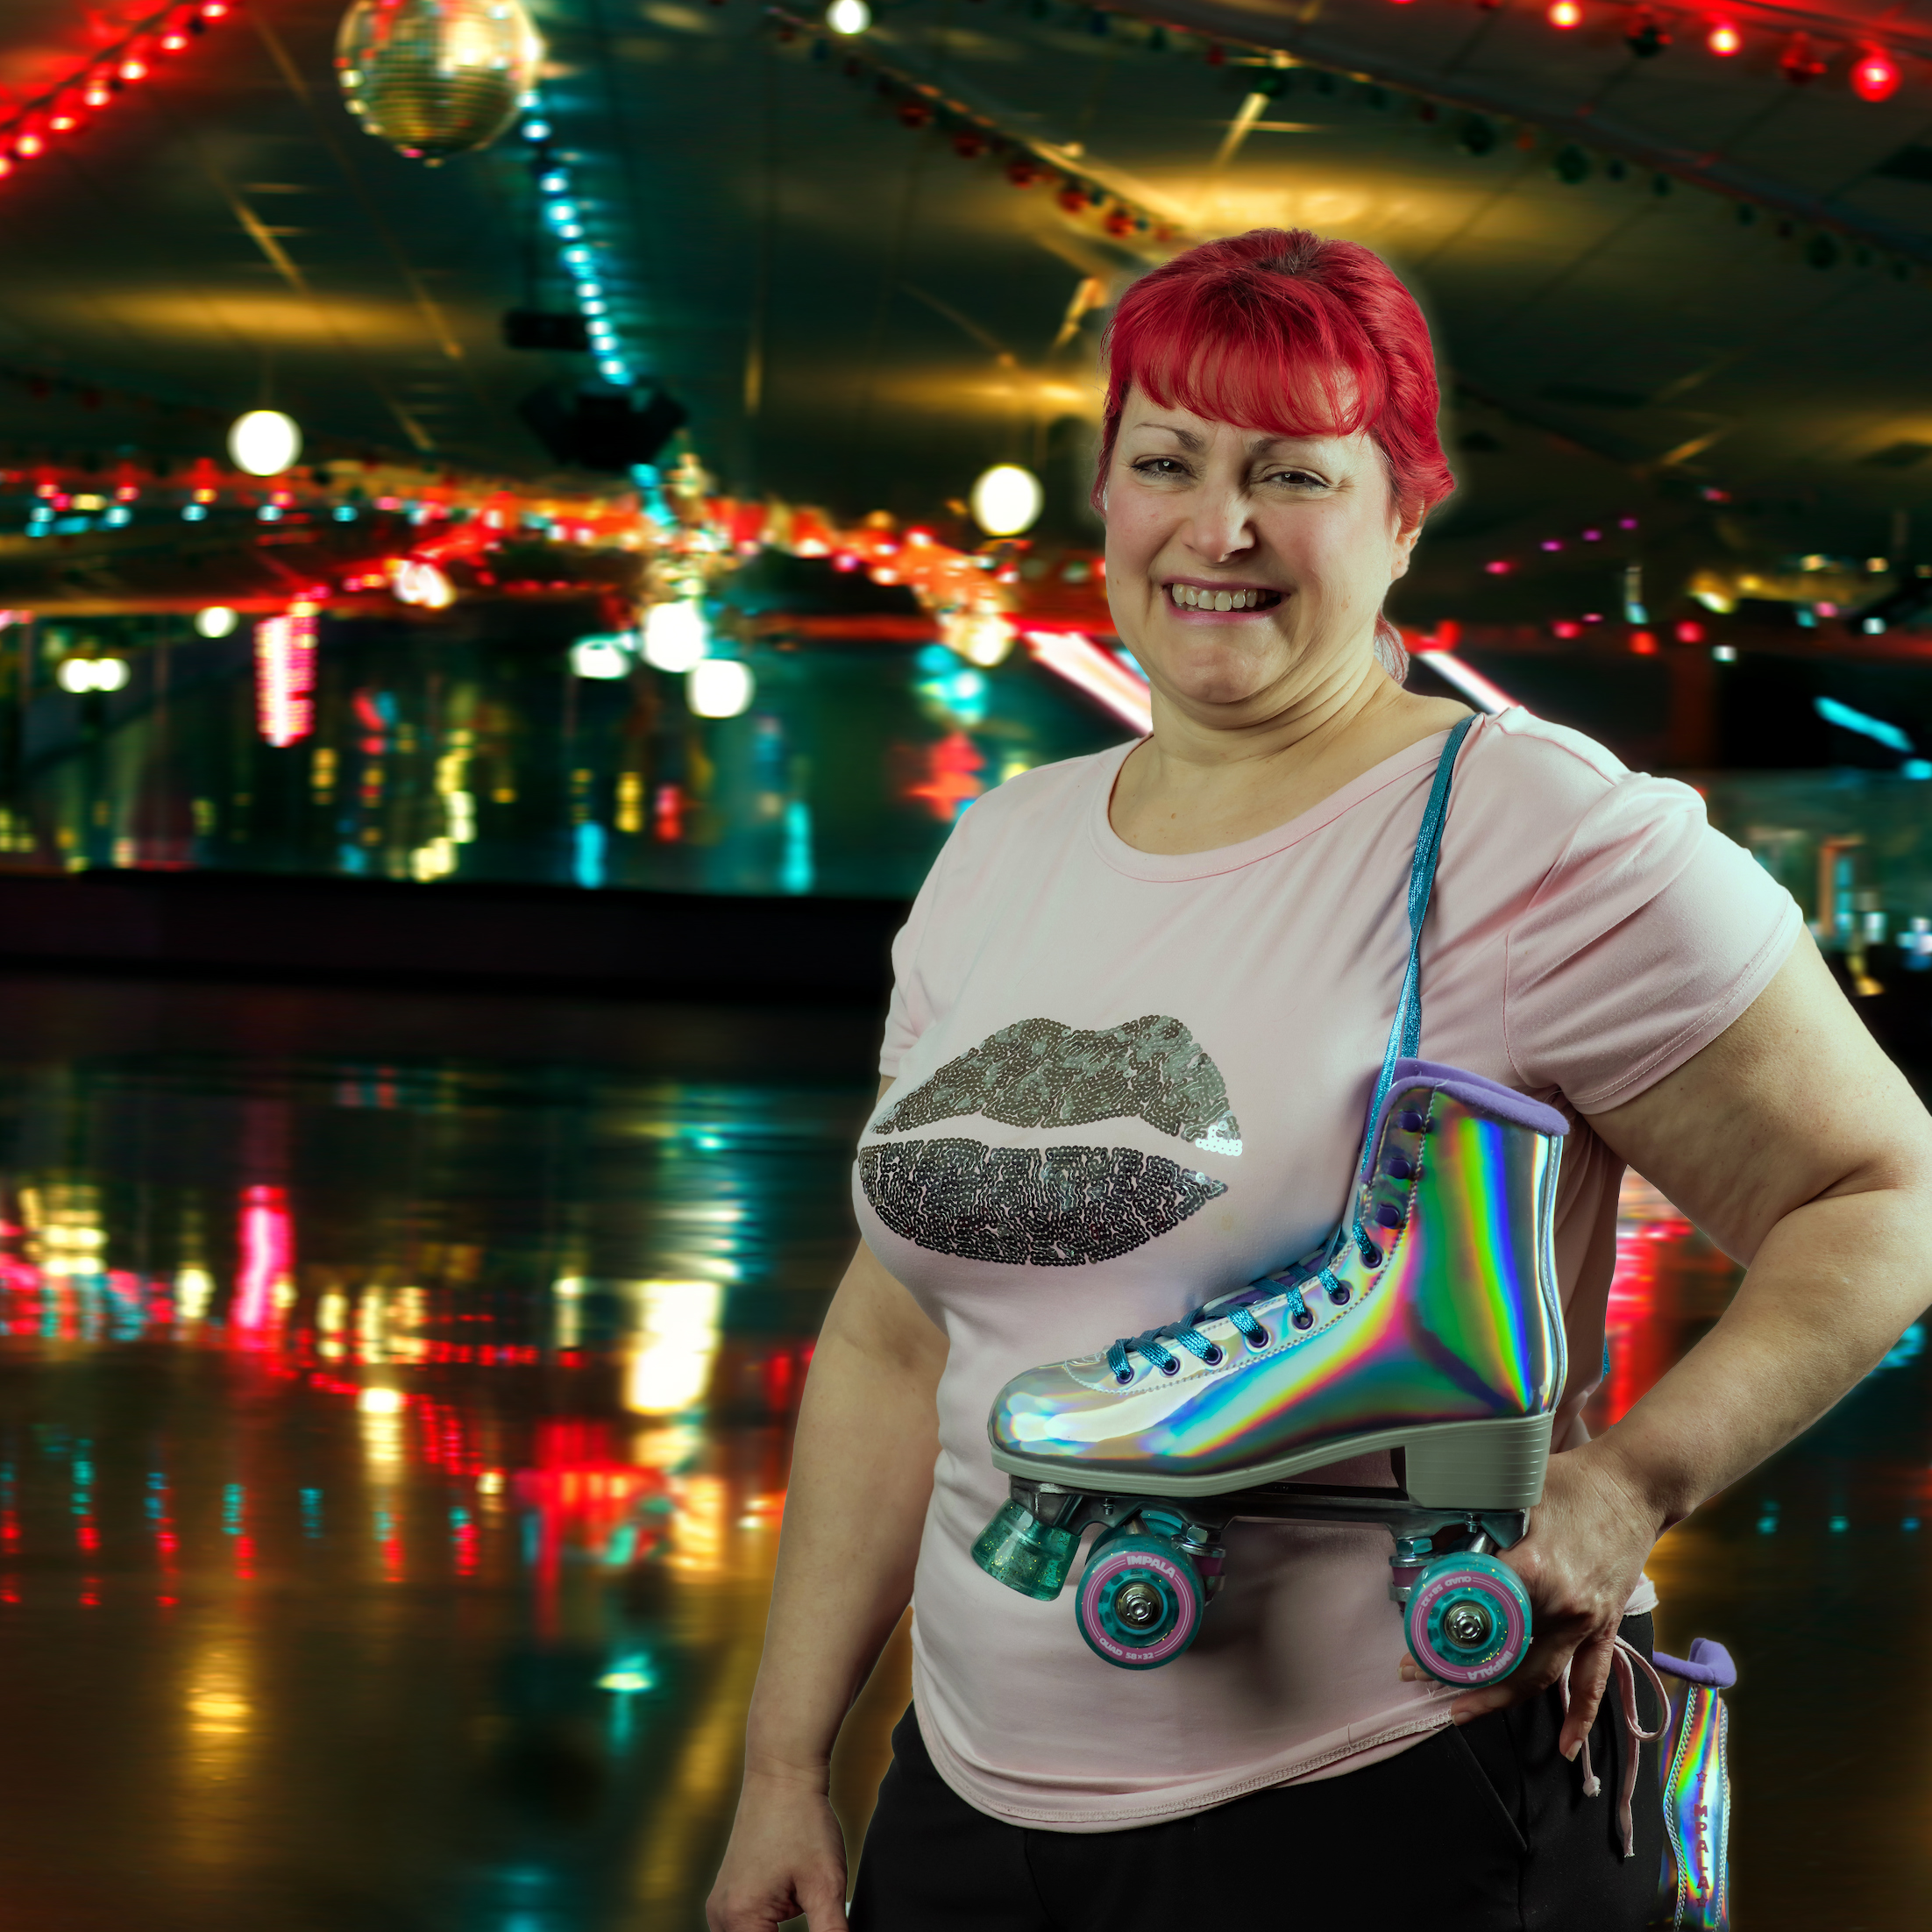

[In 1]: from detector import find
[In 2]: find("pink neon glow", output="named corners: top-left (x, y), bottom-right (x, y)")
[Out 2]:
top-left (1021, 629), bottom-right (1153, 734)
top-left (255, 608), bottom-right (317, 745)
top-left (1412, 650), bottom-right (1517, 715)
top-left (234, 1184), bottom-right (292, 1332)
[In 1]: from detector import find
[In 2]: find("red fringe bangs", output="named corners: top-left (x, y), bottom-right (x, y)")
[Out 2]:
top-left (1094, 230), bottom-right (1453, 517)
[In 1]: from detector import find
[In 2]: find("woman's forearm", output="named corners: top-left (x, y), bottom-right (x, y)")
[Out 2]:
top-left (742, 1243), bottom-right (947, 1790)
top-left (1594, 1180), bottom-right (1932, 1533)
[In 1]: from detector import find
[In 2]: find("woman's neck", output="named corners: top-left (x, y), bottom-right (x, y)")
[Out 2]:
top-left (1109, 659), bottom-right (1468, 856)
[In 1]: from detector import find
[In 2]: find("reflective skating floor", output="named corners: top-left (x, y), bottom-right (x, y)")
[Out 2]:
top-left (0, 977), bottom-right (1922, 1932)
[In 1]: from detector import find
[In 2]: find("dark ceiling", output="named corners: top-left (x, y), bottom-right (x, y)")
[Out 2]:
top-left (5, 0), bottom-right (1932, 629)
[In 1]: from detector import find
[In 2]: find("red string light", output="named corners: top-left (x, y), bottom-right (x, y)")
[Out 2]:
top-left (1547, 1), bottom-right (1584, 28)
top-left (1851, 46), bottom-right (1901, 102)
top-left (1707, 21), bottom-right (1743, 57)
top-left (0, 4), bottom-right (231, 187)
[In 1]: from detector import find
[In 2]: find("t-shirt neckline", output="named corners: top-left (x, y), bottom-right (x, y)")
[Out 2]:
top-left (1085, 722), bottom-right (1471, 884)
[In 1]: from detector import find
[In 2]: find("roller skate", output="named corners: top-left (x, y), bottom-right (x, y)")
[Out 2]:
top-left (972, 1056), bottom-right (1568, 1683)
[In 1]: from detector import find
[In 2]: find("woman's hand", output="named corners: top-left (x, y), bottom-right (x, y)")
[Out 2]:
top-left (706, 1766), bottom-right (850, 1932)
top-left (1397, 1438), bottom-right (1664, 1754)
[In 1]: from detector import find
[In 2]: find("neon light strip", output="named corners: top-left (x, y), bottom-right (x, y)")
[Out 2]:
top-left (1412, 650), bottom-right (1516, 716)
top-left (1022, 629), bottom-right (1153, 735)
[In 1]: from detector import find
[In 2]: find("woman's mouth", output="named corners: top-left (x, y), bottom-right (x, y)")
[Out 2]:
top-left (1166, 583), bottom-right (1282, 613)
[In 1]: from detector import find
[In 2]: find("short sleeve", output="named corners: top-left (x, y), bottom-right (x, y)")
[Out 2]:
top-left (877, 830), bottom-right (956, 1077)
top-left (1503, 774), bottom-right (1803, 1112)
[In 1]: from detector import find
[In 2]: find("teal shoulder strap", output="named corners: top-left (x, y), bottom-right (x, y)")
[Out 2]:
top-left (1360, 714), bottom-right (1476, 1178)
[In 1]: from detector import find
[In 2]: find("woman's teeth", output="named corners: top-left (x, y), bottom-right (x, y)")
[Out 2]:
top-left (1168, 585), bottom-right (1275, 611)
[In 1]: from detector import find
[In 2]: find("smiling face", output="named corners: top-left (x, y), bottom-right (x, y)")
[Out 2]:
top-left (1102, 390), bottom-right (1424, 718)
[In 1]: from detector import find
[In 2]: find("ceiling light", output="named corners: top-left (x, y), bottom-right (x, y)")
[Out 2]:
top-left (1546, 0), bottom-right (1582, 25)
top-left (643, 600), bottom-right (708, 672)
top-left (1707, 21), bottom-right (1742, 55)
top-left (827, 0), bottom-right (871, 34)
top-left (687, 658), bottom-right (755, 718)
top-left (196, 607), bottom-right (239, 638)
top-left (228, 408), bottom-right (302, 476)
top-left (970, 463), bottom-right (1045, 537)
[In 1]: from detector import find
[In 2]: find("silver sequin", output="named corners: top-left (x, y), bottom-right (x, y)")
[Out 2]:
top-left (871, 1015), bottom-right (1242, 1156)
top-left (860, 1138), bottom-right (1227, 1267)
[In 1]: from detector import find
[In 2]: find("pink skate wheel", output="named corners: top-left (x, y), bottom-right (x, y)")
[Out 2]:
top-left (1404, 1552), bottom-right (1531, 1687)
top-left (1074, 1531), bottom-right (1203, 1670)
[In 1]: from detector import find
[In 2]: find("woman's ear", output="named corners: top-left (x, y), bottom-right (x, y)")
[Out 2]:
top-left (1390, 495), bottom-right (1425, 582)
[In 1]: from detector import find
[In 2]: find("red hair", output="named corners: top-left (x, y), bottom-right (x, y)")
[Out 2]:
top-left (1092, 229), bottom-right (1454, 519)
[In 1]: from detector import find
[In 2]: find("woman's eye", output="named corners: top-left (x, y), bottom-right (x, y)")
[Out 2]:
top-left (1263, 469), bottom-right (1325, 490)
top-left (1131, 458), bottom-right (1187, 479)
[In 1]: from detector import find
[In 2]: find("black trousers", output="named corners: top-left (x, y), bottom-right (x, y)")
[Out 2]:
top-left (849, 1614), bottom-right (1662, 1932)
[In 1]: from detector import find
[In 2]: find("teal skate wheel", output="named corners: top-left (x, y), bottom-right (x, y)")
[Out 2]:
top-left (1074, 1530), bottom-right (1203, 1670)
top-left (1404, 1552), bottom-right (1531, 1687)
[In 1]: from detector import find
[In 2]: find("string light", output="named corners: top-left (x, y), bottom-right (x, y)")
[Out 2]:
top-left (1851, 46), bottom-right (1901, 103)
top-left (1547, 2), bottom-right (1584, 28)
top-left (1707, 21), bottom-right (1743, 56)
top-left (0, 4), bottom-right (231, 186)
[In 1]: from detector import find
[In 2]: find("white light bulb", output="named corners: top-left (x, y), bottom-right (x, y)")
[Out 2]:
top-left (570, 635), bottom-right (635, 679)
top-left (970, 464), bottom-right (1045, 537)
top-left (687, 658), bottom-right (755, 719)
top-left (827, 0), bottom-right (871, 34)
top-left (195, 607), bottom-right (239, 639)
top-left (228, 408), bottom-right (302, 477)
top-left (643, 600), bottom-right (708, 672)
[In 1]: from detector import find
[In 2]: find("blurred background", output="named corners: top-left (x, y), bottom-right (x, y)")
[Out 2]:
top-left (0, 3), bottom-right (1927, 1927)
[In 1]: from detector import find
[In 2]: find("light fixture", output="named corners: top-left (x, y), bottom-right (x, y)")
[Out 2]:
top-left (228, 408), bottom-right (302, 477)
top-left (686, 658), bottom-right (755, 719)
top-left (1546, 0), bottom-right (1583, 25)
top-left (1851, 46), bottom-right (1900, 102)
top-left (56, 657), bottom-right (129, 693)
top-left (571, 634), bottom-right (636, 678)
top-left (390, 558), bottom-right (455, 609)
top-left (827, 0), bottom-right (871, 34)
top-left (1707, 21), bottom-right (1742, 55)
top-left (970, 463), bottom-right (1045, 537)
top-left (643, 599), bottom-right (708, 672)
top-left (195, 606), bottom-right (239, 639)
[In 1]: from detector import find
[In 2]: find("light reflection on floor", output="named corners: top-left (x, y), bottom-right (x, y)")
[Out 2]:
top-left (0, 980), bottom-right (1921, 1929)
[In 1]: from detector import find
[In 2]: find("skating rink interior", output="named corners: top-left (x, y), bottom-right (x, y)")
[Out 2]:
top-left (0, 971), bottom-right (1921, 1932)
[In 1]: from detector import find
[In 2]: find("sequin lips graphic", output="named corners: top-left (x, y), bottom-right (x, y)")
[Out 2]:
top-left (860, 1016), bottom-right (1239, 1267)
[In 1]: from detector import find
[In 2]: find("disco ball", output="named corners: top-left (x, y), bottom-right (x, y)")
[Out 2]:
top-left (335, 0), bottom-right (544, 164)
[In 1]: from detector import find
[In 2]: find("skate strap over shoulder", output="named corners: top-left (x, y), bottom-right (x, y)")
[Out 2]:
top-left (1360, 714), bottom-right (1477, 1182)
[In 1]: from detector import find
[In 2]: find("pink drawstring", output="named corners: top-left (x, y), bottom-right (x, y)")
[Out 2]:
top-left (1559, 1636), bottom-right (1670, 1858)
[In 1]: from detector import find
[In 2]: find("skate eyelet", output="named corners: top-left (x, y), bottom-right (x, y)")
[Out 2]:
top-left (1114, 1368), bottom-right (1134, 1386)
top-left (1291, 1309), bottom-right (1314, 1330)
top-left (1384, 1154), bottom-right (1412, 1181)
top-left (1243, 1326), bottom-right (1270, 1351)
top-left (1159, 1359), bottom-right (1179, 1376)
top-left (1326, 1281), bottom-right (1351, 1306)
top-left (1375, 1203), bottom-right (1403, 1228)
top-left (1201, 1345), bottom-right (1224, 1367)
top-left (1399, 1111), bottom-right (1424, 1133)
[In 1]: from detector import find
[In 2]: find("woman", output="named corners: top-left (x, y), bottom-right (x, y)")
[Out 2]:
top-left (707, 230), bottom-right (1932, 1930)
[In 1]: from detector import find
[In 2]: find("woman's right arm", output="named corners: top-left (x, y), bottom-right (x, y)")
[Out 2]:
top-left (706, 1208), bottom-right (948, 1932)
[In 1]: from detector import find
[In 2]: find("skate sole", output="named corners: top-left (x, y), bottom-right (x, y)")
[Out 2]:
top-left (990, 1410), bottom-right (1554, 1515)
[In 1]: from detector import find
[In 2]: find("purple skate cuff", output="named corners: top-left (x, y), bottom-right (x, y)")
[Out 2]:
top-left (1388, 1059), bottom-right (1570, 1139)
top-left (1651, 1638), bottom-right (1737, 1688)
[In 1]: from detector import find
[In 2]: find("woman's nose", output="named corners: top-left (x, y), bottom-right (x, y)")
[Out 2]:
top-left (1187, 489), bottom-right (1255, 562)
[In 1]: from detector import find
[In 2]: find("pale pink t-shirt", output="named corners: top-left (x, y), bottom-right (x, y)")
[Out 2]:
top-left (851, 708), bottom-right (1801, 1831)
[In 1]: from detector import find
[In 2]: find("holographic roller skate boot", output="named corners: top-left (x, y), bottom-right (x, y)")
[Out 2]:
top-left (971, 1061), bottom-right (1566, 1682)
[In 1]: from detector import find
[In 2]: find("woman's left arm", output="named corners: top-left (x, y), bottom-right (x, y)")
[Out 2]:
top-left (1426, 936), bottom-right (1932, 1749)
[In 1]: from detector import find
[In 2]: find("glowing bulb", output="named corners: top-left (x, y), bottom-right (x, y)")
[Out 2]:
top-left (1707, 21), bottom-right (1742, 55)
top-left (1547, 0), bottom-right (1583, 25)
top-left (643, 600), bottom-right (708, 672)
top-left (228, 408), bottom-right (302, 476)
top-left (970, 463), bottom-right (1045, 537)
top-left (827, 0), bottom-right (871, 33)
top-left (686, 658), bottom-right (755, 719)
top-left (1851, 46), bottom-right (1900, 103)
top-left (571, 634), bottom-right (635, 678)
top-left (195, 606), bottom-right (239, 639)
